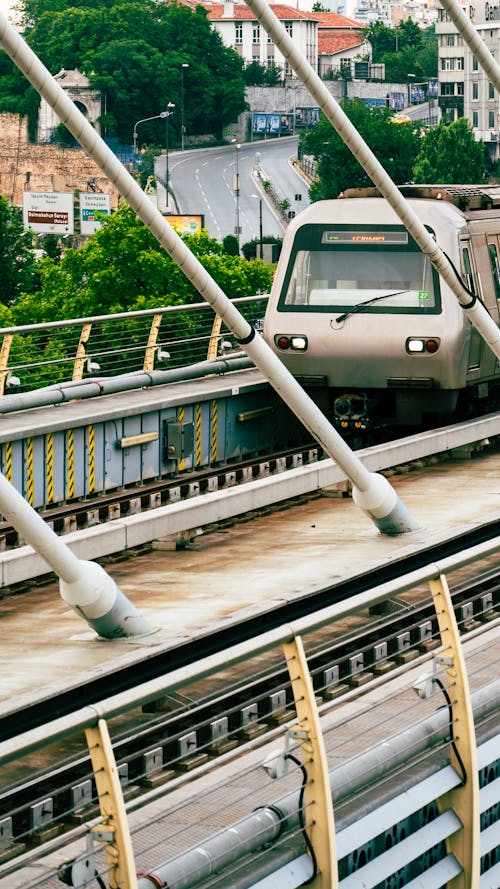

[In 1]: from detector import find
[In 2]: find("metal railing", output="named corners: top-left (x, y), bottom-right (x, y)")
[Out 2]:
top-left (0, 296), bottom-right (268, 395)
top-left (1, 534), bottom-right (499, 888)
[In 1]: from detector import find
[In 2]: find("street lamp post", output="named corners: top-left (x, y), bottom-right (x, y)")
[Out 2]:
top-left (133, 111), bottom-right (170, 154)
top-left (252, 193), bottom-right (263, 258)
top-left (181, 63), bottom-right (189, 151)
top-left (233, 141), bottom-right (241, 252)
top-left (164, 102), bottom-right (175, 208)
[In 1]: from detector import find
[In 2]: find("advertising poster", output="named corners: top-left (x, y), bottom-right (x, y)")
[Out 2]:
top-left (389, 92), bottom-right (405, 111)
top-left (252, 113), bottom-right (267, 134)
top-left (164, 214), bottom-right (204, 235)
top-left (22, 192), bottom-right (74, 234)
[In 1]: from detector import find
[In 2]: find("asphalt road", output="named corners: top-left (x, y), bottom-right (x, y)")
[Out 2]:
top-left (155, 136), bottom-right (310, 247)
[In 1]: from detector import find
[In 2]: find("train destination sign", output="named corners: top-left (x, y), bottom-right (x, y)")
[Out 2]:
top-left (23, 191), bottom-right (74, 234)
top-left (322, 230), bottom-right (409, 245)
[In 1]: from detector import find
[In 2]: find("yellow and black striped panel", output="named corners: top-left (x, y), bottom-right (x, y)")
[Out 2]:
top-left (66, 428), bottom-right (75, 500)
top-left (195, 403), bottom-right (202, 467)
top-left (46, 432), bottom-right (55, 504)
top-left (87, 425), bottom-right (95, 495)
top-left (178, 406), bottom-right (185, 472)
top-left (211, 400), bottom-right (218, 464)
top-left (25, 437), bottom-right (35, 507)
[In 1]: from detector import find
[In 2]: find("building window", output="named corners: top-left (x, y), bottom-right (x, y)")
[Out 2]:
top-left (489, 110), bottom-right (496, 128)
top-left (457, 82), bottom-right (464, 96)
top-left (285, 22), bottom-right (293, 37)
top-left (472, 82), bottom-right (479, 100)
top-left (472, 56), bottom-right (479, 71)
top-left (473, 110), bottom-right (479, 127)
top-left (235, 22), bottom-right (242, 44)
top-left (252, 22), bottom-right (260, 43)
top-left (446, 34), bottom-right (455, 46)
top-left (489, 83), bottom-right (495, 99)
top-left (442, 82), bottom-right (455, 96)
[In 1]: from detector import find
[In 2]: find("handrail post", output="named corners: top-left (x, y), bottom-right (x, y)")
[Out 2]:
top-left (207, 315), bottom-right (223, 360)
top-left (283, 635), bottom-right (337, 887)
top-left (144, 313), bottom-right (162, 371)
top-left (86, 718), bottom-right (138, 889)
top-left (72, 322), bottom-right (92, 381)
top-left (429, 574), bottom-right (480, 888)
top-left (0, 333), bottom-right (13, 395)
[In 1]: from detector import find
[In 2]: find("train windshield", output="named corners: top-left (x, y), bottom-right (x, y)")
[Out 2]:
top-left (279, 224), bottom-right (441, 314)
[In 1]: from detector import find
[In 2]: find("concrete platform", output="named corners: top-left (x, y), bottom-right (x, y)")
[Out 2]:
top-left (0, 446), bottom-right (499, 712)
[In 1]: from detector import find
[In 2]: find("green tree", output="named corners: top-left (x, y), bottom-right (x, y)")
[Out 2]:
top-left (302, 100), bottom-right (422, 201)
top-left (412, 119), bottom-right (485, 184)
top-left (3, 0), bottom-right (247, 145)
top-left (363, 19), bottom-right (436, 79)
top-left (13, 204), bottom-right (273, 323)
top-left (0, 195), bottom-right (38, 306)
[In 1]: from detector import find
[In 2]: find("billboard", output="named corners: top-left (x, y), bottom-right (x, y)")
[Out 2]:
top-left (23, 191), bottom-right (74, 234)
top-left (164, 214), bottom-right (204, 235)
top-left (389, 92), bottom-right (405, 111)
top-left (80, 192), bottom-right (111, 235)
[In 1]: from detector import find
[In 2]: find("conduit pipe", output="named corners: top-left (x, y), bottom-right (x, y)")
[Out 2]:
top-left (0, 354), bottom-right (254, 413)
top-left (0, 14), bottom-right (418, 536)
top-left (136, 679), bottom-right (500, 889)
top-left (243, 0), bottom-right (500, 364)
top-left (0, 472), bottom-right (153, 638)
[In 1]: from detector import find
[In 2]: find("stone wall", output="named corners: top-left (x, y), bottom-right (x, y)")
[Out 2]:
top-left (0, 113), bottom-right (120, 207)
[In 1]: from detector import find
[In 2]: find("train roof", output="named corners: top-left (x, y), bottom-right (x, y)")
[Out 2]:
top-left (340, 184), bottom-right (500, 212)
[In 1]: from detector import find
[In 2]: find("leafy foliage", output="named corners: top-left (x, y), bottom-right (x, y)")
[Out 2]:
top-left (0, 195), bottom-right (39, 306)
top-left (1, 0), bottom-right (247, 144)
top-left (413, 119), bottom-right (485, 184)
top-left (301, 100), bottom-right (422, 200)
top-left (11, 204), bottom-right (274, 325)
top-left (363, 19), bottom-right (437, 79)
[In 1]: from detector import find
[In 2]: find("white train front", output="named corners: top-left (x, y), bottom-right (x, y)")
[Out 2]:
top-left (264, 185), bottom-right (500, 436)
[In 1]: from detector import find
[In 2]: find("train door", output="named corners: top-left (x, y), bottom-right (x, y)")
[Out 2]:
top-left (462, 230), bottom-right (500, 381)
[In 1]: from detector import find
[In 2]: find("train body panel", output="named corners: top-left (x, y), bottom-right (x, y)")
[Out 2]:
top-left (264, 187), bottom-right (500, 430)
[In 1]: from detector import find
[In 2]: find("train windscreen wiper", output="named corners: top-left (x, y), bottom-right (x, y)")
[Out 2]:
top-left (335, 290), bottom-right (408, 323)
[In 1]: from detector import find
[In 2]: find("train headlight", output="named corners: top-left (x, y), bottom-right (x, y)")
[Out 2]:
top-left (407, 338), bottom-right (425, 353)
top-left (275, 335), bottom-right (308, 352)
top-left (406, 337), bottom-right (440, 354)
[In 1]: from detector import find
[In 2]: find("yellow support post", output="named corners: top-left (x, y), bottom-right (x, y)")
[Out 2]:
top-left (429, 574), bottom-right (480, 888)
top-left (207, 315), bottom-right (222, 360)
top-left (283, 635), bottom-right (337, 888)
top-left (85, 718), bottom-right (138, 889)
top-left (72, 322), bottom-right (92, 381)
top-left (0, 333), bottom-right (13, 395)
top-left (144, 313), bottom-right (162, 371)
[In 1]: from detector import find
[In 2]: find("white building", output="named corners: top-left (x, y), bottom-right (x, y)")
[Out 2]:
top-left (205, 1), bottom-right (318, 77)
top-left (437, 1), bottom-right (500, 162)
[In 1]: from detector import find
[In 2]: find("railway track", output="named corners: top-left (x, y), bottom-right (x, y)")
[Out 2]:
top-left (0, 444), bottom-right (321, 553)
top-left (0, 546), bottom-right (498, 868)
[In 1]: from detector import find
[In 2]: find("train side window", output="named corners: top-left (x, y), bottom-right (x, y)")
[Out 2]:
top-left (461, 247), bottom-right (476, 293)
top-left (487, 243), bottom-right (500, 301)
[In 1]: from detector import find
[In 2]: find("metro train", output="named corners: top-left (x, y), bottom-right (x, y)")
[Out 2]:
top-left (263, 184), bottom-right (500, 438)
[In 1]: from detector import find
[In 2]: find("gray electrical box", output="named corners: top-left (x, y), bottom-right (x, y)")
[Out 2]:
top-left (163, 420), bottom-right (194, 461)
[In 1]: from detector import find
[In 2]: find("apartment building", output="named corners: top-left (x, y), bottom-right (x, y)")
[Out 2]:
top-left (437, 1), bottom-right (500, 161)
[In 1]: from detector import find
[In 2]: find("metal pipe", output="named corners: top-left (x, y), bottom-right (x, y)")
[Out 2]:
top-left (243, 0), bottom-right (500, 363)
top-left (0, 472), bottom-right (152, 638)
top-left (136, 681), bottom-right (500, 888)
top-left (0, 13), bottom-right (418, 535)
top-left (0, 354), bottom-right (254, 413)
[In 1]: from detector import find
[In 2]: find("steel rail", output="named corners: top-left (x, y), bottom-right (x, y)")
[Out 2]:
top-left (0, 520), bottom-right (499, 761)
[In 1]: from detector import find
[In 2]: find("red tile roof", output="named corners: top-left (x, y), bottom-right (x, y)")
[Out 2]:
top-left (318, 34), bottom-right (365, 54)
top-left (310, 11), bottom-right (365, 28)
top-left (205, 2), bottom-right (318, 21)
